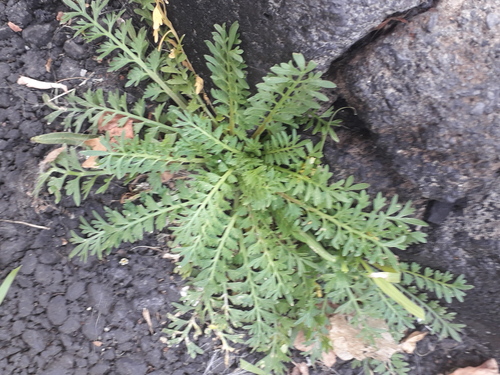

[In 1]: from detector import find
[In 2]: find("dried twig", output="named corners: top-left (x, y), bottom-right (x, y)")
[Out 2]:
top-left (0, 219), bottom-right (50, 230)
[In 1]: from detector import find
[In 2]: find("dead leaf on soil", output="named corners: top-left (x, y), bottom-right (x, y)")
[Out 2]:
top-left (81, 137), bottom-right (107, 169)
top-left (195, 75), bottom-right (204, 95)
top-left (40, 146), bottom-right (65, 170)
top-left (161, 171), bottom-right (174, 183)
top-left (56, 11), bottom-right (64, 21)
top-left (7, 21), bottom-right (22, 32)
top-left (295, 314), bottom-right (404, 367)
top-left (399, 331), bottom-right (428, 353)
top-left (17, 75), bottom-right (68, 92)
top-left (142, 308), bottom-right (154, 335)
top-left (45, 57), bottom-right (53, 73)
top-left (294, 330), bottom-right (337, 367)
top-left (330, 314), bottom-right (399, 362)
top-left (292, 332), bottom-right (314, 353)
top-left (291, 362), bottom-right (309, 375)
top-left (92, 341), bottom-right (102, 347)
top-left (97, 113), bottom-right (135, 141)
top-left (81, 114), bottom-right (135, 169)
top-left (449, 359), bottom-right (500, 375)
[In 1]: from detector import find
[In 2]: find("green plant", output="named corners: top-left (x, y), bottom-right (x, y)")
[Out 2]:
top-left (34, 0), bottom-right (472, 373)
top-left (0, 267), bottom-right (21, 306)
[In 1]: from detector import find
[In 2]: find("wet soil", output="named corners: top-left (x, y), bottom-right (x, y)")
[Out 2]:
top-left (0, 1), bottom-right (496, 374)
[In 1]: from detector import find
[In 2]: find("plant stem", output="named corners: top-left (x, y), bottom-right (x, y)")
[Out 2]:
top-left (79, 1), bottom-right (188, 109)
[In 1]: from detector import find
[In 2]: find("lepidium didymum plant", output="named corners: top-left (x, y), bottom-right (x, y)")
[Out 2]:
top-left (33, 0), bottom-right (472, 373)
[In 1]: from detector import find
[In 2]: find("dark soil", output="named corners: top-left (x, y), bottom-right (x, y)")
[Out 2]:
top-left (0, 1), bottom-right (496, 374)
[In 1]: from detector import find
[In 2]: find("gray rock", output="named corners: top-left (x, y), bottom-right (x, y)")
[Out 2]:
top-left (19, 251), bottom-right (37, 275)
top-left (63, 40), bottom-right (87, 60)
top-left (47, 295), bottom-right (68, 326)
top-left (19, 120), bottom-right (44, 139)
top-left (115, 357), bottom-right (147, 375)
top-left (87, 283), bottom-right (113, 315)
top-left (145, 350), bottom-right (162, 369)
top-left (486, 12), bottom-right (500, 29)
top-left (34, 263), bottom-right (53, 286)
top-left (59, 334), bottom-right (77, 352)
top-left (426, 200), bottom-right (454, 224)
top-left (81, 315), bottom-right (106, 340)
top-left (12, 320), bottom-right (26, 337)
top-left (21, 330), bottom-right (47, 354)
top-left (0, 238), bottom-right (27, 265)
top-left (90, 364), bottom-right (110, 375)
top-left (112, 329), bottom-right (135, 344)
top-left (22, 23), bottom-right (56, 48)
top-left (0, 63), bottom-right (11, 80)
top-left (17, 290), bottom-right (34, 318)
top-left (132, 276), bottom-right (158, 294)
top-left (20, 50), bottom-right (48, 79)
top-left (39, 370), bottom-right (69, 375)
top-left (8, 352), bottom-right (30, 370)
top-left (56, 57), bottom-right (83, 80)
top-left (0, 35), bottom-right (25, 62)
top-left (5, 1), bottom-right (32, 28)
top-left (0, 26), bottom-right (15, 41)
top-left (132, 294), bottom-right (168, 312)
top-left (35, 245), bottom-right (62, 266)
top-left (40, 344), bottom-right (62, 359)
top-left (169, 0), bottom-right (426, 85)
top-left (65, 281), bottom-right (86, 301)
top-left (59, 316), bottom-right (81, 334)
top-left (0, 222), bottom-right (17, 239)
top-left (332, 0), bottom-right (500, 201)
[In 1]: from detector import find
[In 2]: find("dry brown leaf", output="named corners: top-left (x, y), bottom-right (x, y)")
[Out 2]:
top-left (195, 75), bottom-right (204, 94)
top-left (291, 362), bottom-right (309, 375)
top-left (92, 341), bottom-right (102, 347)
top-left (82, 138), bottom-right (107, 169)
top-left (293, 330), bottom-right (314, 353)
top-left (295, 314), bottom-right (401, 368)
top-left (98, 113), bottom-right (135, 141)
top-left (40, 146), bottom-right (65, 169)
top-left (17, 75), bottom-right (68, 92)
top-left (449, 359), bottom-right (500, 375)
top-left (320, 350), bottom-right (337, 368)
top-left (142, 308), bottom-right (154, 334)
top-left (45, 57), bottom-right (53, 73)
top-left (294, 330), bottom-right (336, 367)
top-left (399, 331), bottom-right (427, 354)
top-left (7, 21), bottom-right (22, 32)
top-left (328, 314), bottom-right (399, 362)
top-left (161, 171), bottom-right (174, 183)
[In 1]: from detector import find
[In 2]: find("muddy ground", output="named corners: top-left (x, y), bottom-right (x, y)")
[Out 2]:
top-left (0, 0), bottom-right (496, 374)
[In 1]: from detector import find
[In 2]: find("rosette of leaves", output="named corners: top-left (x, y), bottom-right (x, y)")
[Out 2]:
top-left (34, 0), bottom-right (472, 374)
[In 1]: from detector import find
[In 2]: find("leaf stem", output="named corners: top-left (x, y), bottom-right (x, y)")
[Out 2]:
top-left (78, 1), bottom-right (188, 109)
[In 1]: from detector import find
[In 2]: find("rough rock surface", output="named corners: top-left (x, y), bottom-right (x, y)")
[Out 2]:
top-left (409, 176), bottom-right (500, 352)
top-left (331, 0), bottom-right (500, 202)
top-left (168, 0), bottom-right (430, 85)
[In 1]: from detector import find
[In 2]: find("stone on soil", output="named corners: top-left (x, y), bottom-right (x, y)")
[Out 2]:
top-left (47, 295), bottom-right (68, 326)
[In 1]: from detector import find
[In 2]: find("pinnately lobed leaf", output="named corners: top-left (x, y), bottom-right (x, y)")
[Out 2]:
top-left (34, 1), bottom-right (473, 374)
